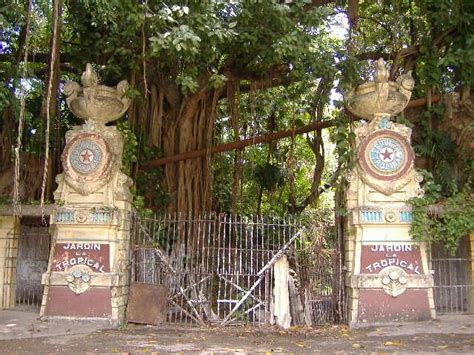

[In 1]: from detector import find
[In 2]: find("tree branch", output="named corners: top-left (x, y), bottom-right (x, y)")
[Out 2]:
top-left (356, 28), bottom-right (457, 63)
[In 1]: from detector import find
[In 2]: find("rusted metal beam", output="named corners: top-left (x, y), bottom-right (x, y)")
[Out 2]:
top-left (143, 95), bottom-right (441, 167)
top-left (144, 118), bottom-right (350, 167)
top-left (406, 95), bottom-right (441, 108)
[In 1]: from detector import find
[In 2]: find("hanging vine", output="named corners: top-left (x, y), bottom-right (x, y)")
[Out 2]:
top-left (13, 0), bottom-right (33, 217)
top-left (40, 0), bottom-right (61, 216)
top-left (228, 80), bottom-right (243, 213)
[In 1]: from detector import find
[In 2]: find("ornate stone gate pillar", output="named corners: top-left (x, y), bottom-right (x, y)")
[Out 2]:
top-left (343, 59), bottom-right (435, 326)
top-left (41, 65), bottom-right (132, 325)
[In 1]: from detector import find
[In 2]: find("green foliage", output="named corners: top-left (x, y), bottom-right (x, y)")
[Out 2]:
top-left (2, 0), bottom-right (473, 219)
top-left (212, 79), bottom-right (341, 215)
top-left (130, 187), bottom-right (153, 219)
top-left (329, 109), bottom-right (356, 169)
top-left (254, 163), bottom-right (284, 192)
top-left (135, 147), bottom-right (170, 213)
top-left (409, 101), bottom-right (473, 254)
top-left (410, 172), bottom-right (474, 254)
top-left (116, 119), bottom-right (138, 175)
top-left (116, 119), bottom-right (155, 217)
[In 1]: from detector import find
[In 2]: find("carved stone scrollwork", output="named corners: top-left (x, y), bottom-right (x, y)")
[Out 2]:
top-left (346, 171), bottom-right (356, 183)
top-left (356, 129), bottom-right (415, 195)
top-left (414, 172), bottom-right (424, 183)
top-left (415, 188), bottom-right (425, 198)
top-left (380, 266), bottom-right (408, 297)
top-left (75, 211), bottom-right (87, 223)
top-left (56, 64), bottom-right (131, 198)
top-left (61, 132), bottom-right (114, 195)
top-left (66, 265), bottom-right (92, 294)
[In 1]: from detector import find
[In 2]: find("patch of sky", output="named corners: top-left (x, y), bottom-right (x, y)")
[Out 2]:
top-left (327, 12), bottom-right (349, 107)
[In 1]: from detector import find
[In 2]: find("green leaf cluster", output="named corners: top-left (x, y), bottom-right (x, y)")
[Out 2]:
top-left (116, 119), bottom-right (138, 175)
top-left (410, 172), bottom-right (474, 255)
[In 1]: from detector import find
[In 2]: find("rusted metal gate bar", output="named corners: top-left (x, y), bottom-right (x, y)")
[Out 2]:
top-left (131, 212), bottom-right (340, 326)
top-left (432, 258), bottom-right (473, 314)
top-left (218, 275), bottom-right (265, 305)
top-left (220, 227), bottom-right (305, 326)
top-left (168, 276), bottom-right (212, 326)
top-left (136, 222), bottom-right (176, 274)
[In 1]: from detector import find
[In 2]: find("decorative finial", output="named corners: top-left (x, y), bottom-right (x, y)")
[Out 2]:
top-left (81, 63), bottom-right (99, 88)
top-left (374, 58), bottom-right (389, 83)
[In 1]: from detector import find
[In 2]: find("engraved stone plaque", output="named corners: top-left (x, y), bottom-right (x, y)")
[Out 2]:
top-left (52, 242), bottom-right (110, 273)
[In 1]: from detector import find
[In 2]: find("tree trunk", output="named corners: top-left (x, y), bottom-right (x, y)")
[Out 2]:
top-left (144, 83), bottom-right (222, 214)
top-left (231, 149), bottom-right (243, 213)
top-left (0, 108), bottom-right (14, 167)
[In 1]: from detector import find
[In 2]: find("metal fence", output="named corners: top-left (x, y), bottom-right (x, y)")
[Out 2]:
top-left (131, 212), bottom-right (343, 326)
top-left (432, 258), bottom-right (473, 314)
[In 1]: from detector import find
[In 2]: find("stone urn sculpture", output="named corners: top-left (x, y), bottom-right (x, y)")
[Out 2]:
top-left (344, 59), bottom-right (421, 196)
top-left (63, 63), bottom-right (130, 125)
top-left (345, 58), bottom-right (414, 120)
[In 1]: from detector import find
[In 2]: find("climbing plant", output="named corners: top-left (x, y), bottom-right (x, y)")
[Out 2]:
top-left (410, 172), bottom-right (474, 254)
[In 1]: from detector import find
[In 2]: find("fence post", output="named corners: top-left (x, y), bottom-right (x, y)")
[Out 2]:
top-left (273, 255), bottom-right (291, 329)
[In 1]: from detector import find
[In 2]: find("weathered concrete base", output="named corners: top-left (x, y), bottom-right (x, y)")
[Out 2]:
top-left (356, 289), bottom-right (433, 324)
top-left (470, 232), bottom-right (474, 313)
top-left (44, 286), bottom-right (112, 317)
top-left (41, 207), bottom-right (131, 326)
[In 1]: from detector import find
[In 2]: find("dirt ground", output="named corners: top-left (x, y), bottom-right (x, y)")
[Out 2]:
top-left (0, 312), bottom-right (473, 353)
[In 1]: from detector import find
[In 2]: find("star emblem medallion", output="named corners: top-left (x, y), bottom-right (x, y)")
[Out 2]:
top-left (379, 147), bottom-right (394, 162)
top-left (69, 139), bottom-right (103, 174)
top-left (79, 149), bottom-right (94, 164)
top-left (61, 133), bottom-right (113, 194)
top-left (358, 130), bottom-right (414, 181)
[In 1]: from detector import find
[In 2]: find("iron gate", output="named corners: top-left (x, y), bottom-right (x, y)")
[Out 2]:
top-left (130, 212), bottom-right (344, 326)
top-left (432, 258), bottom-right (473, 314)
top-left (16, 217), bottom-right (50, 309)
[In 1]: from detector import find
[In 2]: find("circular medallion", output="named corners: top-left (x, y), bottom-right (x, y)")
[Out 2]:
top-left (358, 130), bottom-right (413, 181)
top-left (62, 133), bottom-right (112, 184)
top-left (369, 137), bottom-right (404, 173)
top-left (70, 139), bottom-right (103, 174)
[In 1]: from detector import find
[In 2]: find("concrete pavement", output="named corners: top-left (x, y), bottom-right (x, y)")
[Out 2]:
top-left (0, 308), bottom-right (473, 353)
top-left (0, 307), bottom-right (109, 340)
